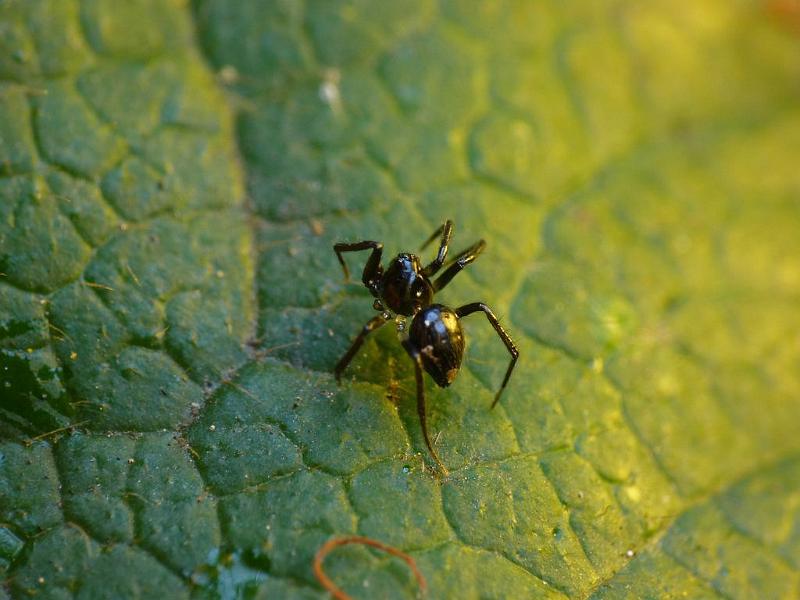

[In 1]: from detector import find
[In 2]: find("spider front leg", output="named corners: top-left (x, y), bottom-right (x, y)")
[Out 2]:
top-left (333, 240), bottom-right (383, 287)
top-left (402, 339), bottom-right (449, 475)
top-left (420, 220), bottom-right (454, 277)
top-left (433, 239), bottom-right (486, 292)
top-left (334, 314), bottom-right (388, 381)
top-left (455, 302), bottom-right (518, 408)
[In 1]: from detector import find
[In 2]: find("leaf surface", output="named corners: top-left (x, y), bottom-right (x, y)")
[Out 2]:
top-left (1, 1), bottom-right (800, 598)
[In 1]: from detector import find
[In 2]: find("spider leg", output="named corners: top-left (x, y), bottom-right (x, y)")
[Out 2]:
top-left (420, 220), bottom-right (454, 277)
top-left (433, 239), bottom-right (486, 292)
top-left (334, 314), bottom-right (388, 381)
top-left (333, 241), bottom-right (383, 286)
top-left (455, 302), bottom-right (518, 409)
top-left (402, 339), bottom-right (449, 475)
top-left (419, 220), bottom-right (452, 251)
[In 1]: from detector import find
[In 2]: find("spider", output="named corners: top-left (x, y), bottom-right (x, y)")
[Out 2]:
top-left (333, 220), bottom-right (519, 474)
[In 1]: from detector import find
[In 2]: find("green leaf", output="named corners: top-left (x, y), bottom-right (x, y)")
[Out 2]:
top-left (1, 0), bottom-right (799, 598)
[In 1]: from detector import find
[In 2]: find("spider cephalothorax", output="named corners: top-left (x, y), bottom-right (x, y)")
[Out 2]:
top-left (377, 253), bottom-right (434, 315)
top-left (333, 220), bottom-right (518, 474)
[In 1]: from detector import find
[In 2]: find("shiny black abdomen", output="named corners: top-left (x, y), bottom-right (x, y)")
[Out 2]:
top-left (409, 304), bottom-right (465, 388)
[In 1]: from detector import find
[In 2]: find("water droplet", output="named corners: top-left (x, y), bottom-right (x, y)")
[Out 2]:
top-left (219, 65), bottom-right (239, 84)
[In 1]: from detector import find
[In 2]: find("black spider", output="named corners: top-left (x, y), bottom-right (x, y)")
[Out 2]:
top-left (333, 220), bottom-right (519, 474)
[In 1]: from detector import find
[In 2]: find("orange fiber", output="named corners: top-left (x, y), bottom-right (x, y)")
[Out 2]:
top-left (313, 536), bottom-right (427, 600)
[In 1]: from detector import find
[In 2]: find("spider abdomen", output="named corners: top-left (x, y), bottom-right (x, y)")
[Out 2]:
top-left (409, 304), bottom-right (465, 388)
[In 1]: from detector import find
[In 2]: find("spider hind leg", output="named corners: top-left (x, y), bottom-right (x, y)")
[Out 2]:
top-left (455, 302), bottom-right (518, 408)
top-left (402, 338), bottom-right (449, 475)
